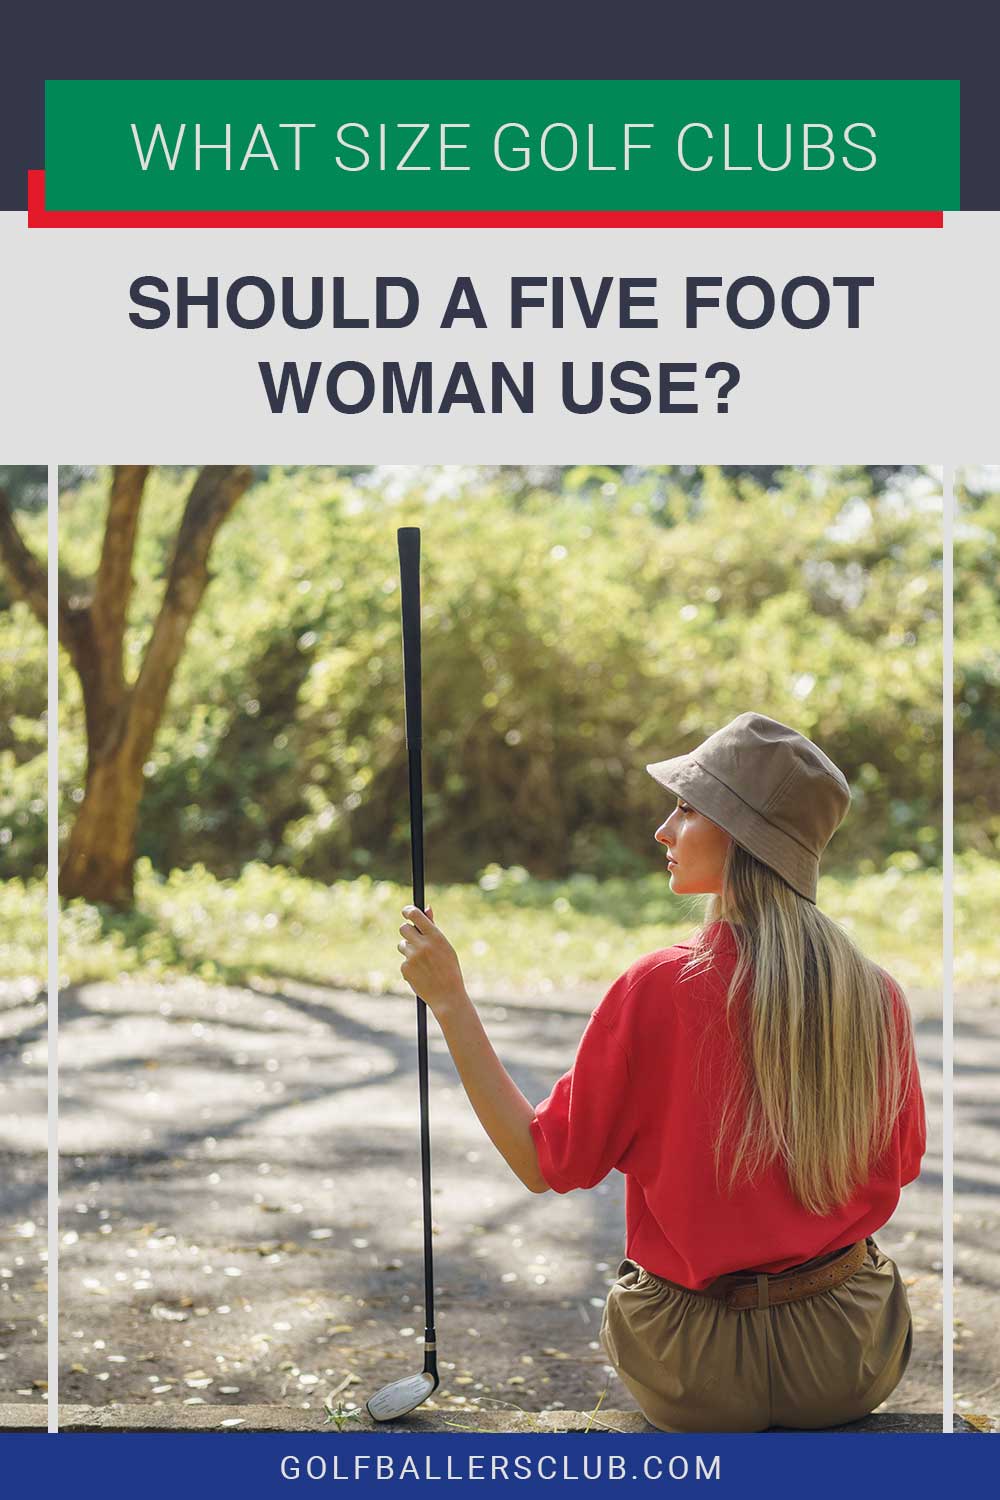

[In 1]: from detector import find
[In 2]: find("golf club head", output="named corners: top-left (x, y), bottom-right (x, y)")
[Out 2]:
top-left (366, 1369), bottom-right (439, 1422)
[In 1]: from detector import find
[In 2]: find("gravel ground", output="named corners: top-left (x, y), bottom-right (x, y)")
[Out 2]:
top-left (0, 980), bottom-right (47, 1404)
top-left (0, 969), bottom-right (961, 1425)
top-left (954, 986), bottom-right (1000, 1420)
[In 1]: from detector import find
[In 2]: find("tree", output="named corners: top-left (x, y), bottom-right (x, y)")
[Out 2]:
top-left (0, 477), bottom-right (48, 879)
top-left (1, 465), bottom-right (253, 905)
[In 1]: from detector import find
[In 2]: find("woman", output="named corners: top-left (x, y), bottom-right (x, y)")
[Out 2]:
top-left (396, 712), bottom-right (925, 1432)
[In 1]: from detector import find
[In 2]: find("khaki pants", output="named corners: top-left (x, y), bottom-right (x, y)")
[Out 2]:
top-left (600, 1240), bottom-right (912, 1432)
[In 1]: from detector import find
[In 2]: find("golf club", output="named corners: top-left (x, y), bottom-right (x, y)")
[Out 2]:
top-left (366, 526), bottom-right (440, 1423)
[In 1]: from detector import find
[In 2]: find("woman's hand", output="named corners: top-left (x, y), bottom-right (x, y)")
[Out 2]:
top-left (398, 904), bottom-right (548, 1193)
top-left (398, 905), bottom-right (469, 1018)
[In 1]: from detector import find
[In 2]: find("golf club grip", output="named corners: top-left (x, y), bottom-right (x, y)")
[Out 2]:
top-left (398, 527), bottom-right (423, 753)
top-left (399, 528), bottom-right (424, 909)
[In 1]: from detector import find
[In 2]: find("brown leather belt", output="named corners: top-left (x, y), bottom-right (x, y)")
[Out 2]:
top-left (700, 1239), bottom-right (869, 1311)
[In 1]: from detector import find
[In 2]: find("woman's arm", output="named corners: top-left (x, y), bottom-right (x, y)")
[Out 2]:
top-left (397, 905), bottom-right (550, 1194)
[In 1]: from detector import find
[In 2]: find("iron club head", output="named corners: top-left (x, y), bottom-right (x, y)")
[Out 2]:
top-left (366, 1368), bottom-right (439, 1422)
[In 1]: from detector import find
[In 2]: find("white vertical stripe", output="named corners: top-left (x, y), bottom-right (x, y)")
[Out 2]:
top-left (941, 466), bottom-right (954, 1434)
top-left (46, 464), bottom-right (59, 1434)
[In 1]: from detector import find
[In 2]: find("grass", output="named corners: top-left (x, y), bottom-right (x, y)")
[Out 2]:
top-left (6, 852), bottom-right (995, 999)
top-left (955, 850), bottom-right (1000, 990)
top-left (0, 879), bottom-right (46, 984)
top-left (0, 852), bottom-right (973, 999)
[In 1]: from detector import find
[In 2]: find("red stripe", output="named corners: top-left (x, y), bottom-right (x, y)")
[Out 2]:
top-left (27, 174), bottom-right (942, 229)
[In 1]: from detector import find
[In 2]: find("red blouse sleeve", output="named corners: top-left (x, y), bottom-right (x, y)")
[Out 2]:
top-left (886, 974), bottom-right (926, 1186)
top-left (529, 1006), bottom-right (637, 1194)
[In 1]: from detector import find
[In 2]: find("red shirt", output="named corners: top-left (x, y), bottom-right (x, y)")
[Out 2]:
top-left (529, 920), bottom-right (925, 1291)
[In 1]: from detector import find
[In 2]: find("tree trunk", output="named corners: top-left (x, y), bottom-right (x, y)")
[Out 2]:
top-left (58, 751), bottom-right (146, 905)
top-left (56, 465), bottom-right (253, 906)
top-left (4, 467), bottom-right (253, 906)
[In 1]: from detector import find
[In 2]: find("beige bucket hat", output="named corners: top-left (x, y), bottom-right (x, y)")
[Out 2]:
top-left (645, 712), bottom-right (850, 902)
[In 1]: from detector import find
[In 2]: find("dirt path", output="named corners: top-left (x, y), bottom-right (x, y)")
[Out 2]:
top-left (0, 980), bottom-right (47, 1403)
top-left (954, 989), bottom-right (1000, 1419)
top-left (3, 972), bottom-right (937, 1427)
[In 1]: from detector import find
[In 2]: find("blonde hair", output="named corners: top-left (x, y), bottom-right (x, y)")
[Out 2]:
top-left (684, 842), bottom-right (913, 1216)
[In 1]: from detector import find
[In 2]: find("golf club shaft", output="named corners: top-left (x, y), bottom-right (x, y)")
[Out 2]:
top-left (398, 526), bottom-right (437, 1378)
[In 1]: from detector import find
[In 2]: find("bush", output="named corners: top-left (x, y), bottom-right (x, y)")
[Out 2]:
top-left (955, 474), bottom-right (1000, 855)
top-left (0, 488), bottom-right (47, 879)
top-left (44, 857), bottom-right (948, 999)
top-left (52, 465), bottom-right (944, 886)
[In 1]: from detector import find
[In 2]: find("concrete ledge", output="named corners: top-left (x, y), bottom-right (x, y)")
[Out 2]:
top-left (1, 1404), bottom-right (986, 1434)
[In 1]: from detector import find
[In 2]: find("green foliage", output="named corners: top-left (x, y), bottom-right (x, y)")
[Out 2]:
top-left (47, 857), bottom-right (944, 997)
top-left (955, 851), bottom-right (1000, 988)
top-left (52, 465), bottom-right (943, 888)
top-left (0, 487), bottom-right (47, 879)
top-left (955, 471), bottom-right (1000, 855)
top-left (323, 1399), bottom-right (362, 1430)
top-left (0, 466), bottom-right (46, 511)
top-left (0, 879), bottom-right (45, 981)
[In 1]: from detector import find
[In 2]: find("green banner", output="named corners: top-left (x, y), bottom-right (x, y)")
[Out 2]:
top-left (44, 79), bottom-right (959, 211)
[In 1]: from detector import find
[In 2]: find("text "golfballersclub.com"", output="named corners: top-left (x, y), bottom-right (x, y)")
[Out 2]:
top-left (279, 1452), bottom-right (722, 1481)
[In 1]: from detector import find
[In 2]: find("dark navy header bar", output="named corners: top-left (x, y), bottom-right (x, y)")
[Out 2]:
top-left (0, 0), bottom-right (996, 209)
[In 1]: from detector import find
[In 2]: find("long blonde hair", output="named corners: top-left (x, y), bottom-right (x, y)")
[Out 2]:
top-left (685, 842), bottom-right (913, 1216)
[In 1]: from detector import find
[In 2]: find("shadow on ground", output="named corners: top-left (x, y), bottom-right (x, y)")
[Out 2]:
top-left (0, 980), bottom-right (47, 1403)
top-left (20, 970), bottom-right (941, 1427)
top-left (0, 970), bottom-right (953, 1424)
